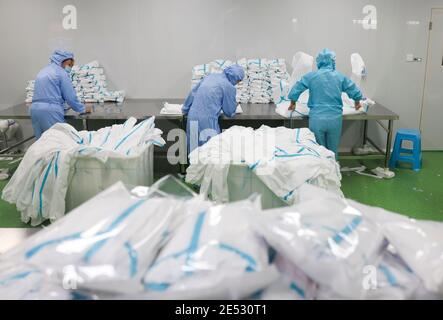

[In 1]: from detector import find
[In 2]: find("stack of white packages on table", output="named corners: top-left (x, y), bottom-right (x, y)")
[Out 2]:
top-left (1, 178), bottom-right (443, 300)
top-left (235, 58), bottom-right (250, 103)
top-left (1, 117), bottom-right (165, 226)
top-left (248, 59), bottom-right (271, 104)
top-left (25, 81), bottom-right (35, 104)
top-left (268, 58), bottom-right (290, 103)
top-left (186, 125), bottom-right (342, 204)
top-left (25, 61), bottom-right (126, 104)
top-left (71, 61), bottom-right (125, 103)
top-left (191, 58), bottom-right (290, 104)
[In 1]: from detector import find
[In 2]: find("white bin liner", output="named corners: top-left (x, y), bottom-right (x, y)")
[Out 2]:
top-left (142, 197), bottom-right (278, 300)
top-left (2, 117), bottom-right (164, 226)
top-left (186, 125), bottom-right (342, 205)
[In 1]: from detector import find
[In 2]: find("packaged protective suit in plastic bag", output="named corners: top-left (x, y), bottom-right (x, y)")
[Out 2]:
top-left (380, 219), bottom-right (443, 295)
top-left (255, 187), bottom-right (386, 299)
top-left (0, 260), bottom-right (70, 300)
top-left (142, 197), bottom-right (278, 300)
top-left (258, 254), bottom-right (317, 300)
top-left (4, 181), bottom-right (199, 295)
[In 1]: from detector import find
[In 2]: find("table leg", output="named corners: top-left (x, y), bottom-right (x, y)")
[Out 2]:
top-left (82, 118), bottom-right (88, 131)
top-left (363, 120), bottom-right (368, 146)
top-left (180, 117), bottom-right (187, 175)
top-left (385, 120), bottom-right (394, 168)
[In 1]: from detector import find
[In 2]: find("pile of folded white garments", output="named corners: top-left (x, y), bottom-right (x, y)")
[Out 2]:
top-left (191, 58), bottom-right (289, 104)
top-left (209, 59), bottom-right (233, 74)
top-left (235, 58), bottom-right (250, 103)
top-left (25, 81), bottom-right (35, 104)
top-left (186, 125), bottom-right (342, 204)
top-left (1, 180), bottom-right (442, 300)
top-left (191, 63), bottom-right (211, 88)
top-left (25, 61), bottom-right (126, 104)
top-left (1, 117), bottom-right (165, 226)
top-left (160, 102), bottom-right (183, 115)
top-left (275, 52), bottom-right (375, 119)
top-left (71, 61), bottom-right (125, 103)
top-left (248, 59), bottom-right (271, 104)
top-left (268, 59), bottom-right (290, 103)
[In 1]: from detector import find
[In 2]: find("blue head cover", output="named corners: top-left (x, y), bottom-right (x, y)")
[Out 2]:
top-left (224, 65), bottom-right (245, 85)
top-left (50, 50), bottom-right (74, 66)
top-left (316, 49), bottom-right (336, 70)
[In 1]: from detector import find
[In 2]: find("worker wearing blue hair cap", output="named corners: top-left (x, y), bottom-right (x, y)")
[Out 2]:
top-left (30, 50), bottom-right (89, 139)
top-left (183, 64), bottom-right (245, 153)
top-left (288, 49), bottom-right (364, 158)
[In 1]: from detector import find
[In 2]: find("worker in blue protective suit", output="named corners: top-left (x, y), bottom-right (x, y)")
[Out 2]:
top-left (183, 64), bottom-right (245, 153)
top-left (30, 50), bottom-right (89, 139)
top-left (288, 49), bottom-right (364, 159)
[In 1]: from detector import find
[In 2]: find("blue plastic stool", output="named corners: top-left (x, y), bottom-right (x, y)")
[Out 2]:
top-left (389, 129), bottom-right (422, 171)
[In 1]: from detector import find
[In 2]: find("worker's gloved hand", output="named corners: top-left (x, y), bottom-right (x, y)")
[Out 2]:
top-left (81, 105), bottom-right (93, 115)
top-left (355, 100), bottom-right (362, 110)
top-left (288, 101), bottom-right (296, 111)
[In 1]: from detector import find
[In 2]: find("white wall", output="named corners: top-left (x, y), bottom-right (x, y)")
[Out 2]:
top-left (0, 0), bottom-right (442, 150)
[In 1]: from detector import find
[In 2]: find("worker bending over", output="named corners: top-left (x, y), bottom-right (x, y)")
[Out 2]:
top-left (30, 50), bottom-right (89, 139)
top-left (288, 49), bottom-right (363, 158)
top-left (183, 65), bottom-right (245, 153)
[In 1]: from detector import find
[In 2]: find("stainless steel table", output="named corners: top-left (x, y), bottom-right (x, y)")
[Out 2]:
top-left (0, 100), bottom-right (399, 168)
top-left (283, 103), bottom-right (400, 168)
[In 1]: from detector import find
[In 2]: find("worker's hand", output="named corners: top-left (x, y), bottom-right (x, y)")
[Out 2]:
top-left (83, 105), bottom-right (93, 114)
top-left (355, 101), bottom-right (362, 110)
top-left (288, 101), bottom-right (296, 111)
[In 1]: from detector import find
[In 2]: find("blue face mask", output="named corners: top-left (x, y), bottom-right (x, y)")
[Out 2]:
top-left (64, 66), bottom-right (72, 74)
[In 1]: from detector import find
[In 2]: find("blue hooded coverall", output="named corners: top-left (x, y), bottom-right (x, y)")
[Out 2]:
top-left (30, 50), bottom-right (85, 139)
top-left (288, 49), bottom-right (363, 158)
top-left (183, 65), bottom-right (245, 153)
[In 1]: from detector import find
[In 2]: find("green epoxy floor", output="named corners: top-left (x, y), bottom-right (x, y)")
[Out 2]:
top-left (341, 152), bottom-right (443, 222)
top-left (0, 152), bottom-right (442, 228)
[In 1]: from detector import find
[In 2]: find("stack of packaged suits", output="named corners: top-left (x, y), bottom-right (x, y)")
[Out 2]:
top-left (25, 61), bottom-right (125, 104)
top-left (1, 177), bottom-right (442, 300)
top-left (25, 81), bottom-right (35, 104)
top-left (235, 58), bottom-right (250, 104)
top-left (191, 58), bottom-right (290, 104)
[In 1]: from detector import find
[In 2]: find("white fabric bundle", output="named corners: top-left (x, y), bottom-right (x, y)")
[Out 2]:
top-left (143, 198), bottom-right (278, 299)
top-left (161, 103), bottom-right (183, 115)
top-left (2, 117), bottom-right (165, 226)
top-left (186, 125), bottom-right (342, 204)
top-left (275, 98), bottom-right (376, 119)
